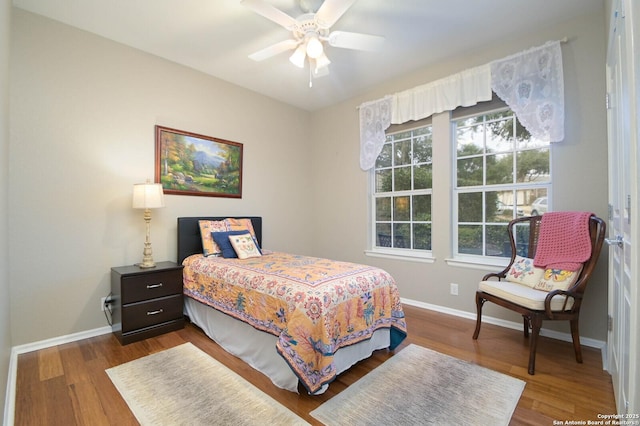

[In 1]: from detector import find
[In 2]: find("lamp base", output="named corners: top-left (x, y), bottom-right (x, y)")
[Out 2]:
top-left (138, 260), bottom-right (156, 269)
top-left (139, 210), bottom-right (156, 269)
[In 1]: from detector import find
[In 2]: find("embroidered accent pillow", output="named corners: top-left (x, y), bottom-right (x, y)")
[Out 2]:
top-left (198, 220), bottom-right (229, 257)
top-left (229, 233), bottom-right (262, 259)
top-left (533, 267), bottom-right (581, 292)
top-left (506, 255), bottom-right (545, 287)
top-left (212, 231), bottom-right (254, 259)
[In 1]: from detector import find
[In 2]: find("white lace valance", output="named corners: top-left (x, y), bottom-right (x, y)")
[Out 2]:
top-left (359, 96), bottom-right (392, 171)
top-left (359, 40), bottom-right (565, 171)
top-left (491, 41), bottom-right (564, 142)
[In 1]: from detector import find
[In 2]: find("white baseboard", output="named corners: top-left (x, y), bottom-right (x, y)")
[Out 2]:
top-left (400, 297), bottom-right (608, 357)
top-left (4, 326), bottom-right (112, 426)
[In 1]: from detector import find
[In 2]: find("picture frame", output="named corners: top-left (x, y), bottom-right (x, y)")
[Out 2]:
top-left (155, 125), bottom-right (243, 198)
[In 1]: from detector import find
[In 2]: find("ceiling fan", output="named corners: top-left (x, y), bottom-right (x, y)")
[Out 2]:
top-left (241, 0), bottom-right (384, 77)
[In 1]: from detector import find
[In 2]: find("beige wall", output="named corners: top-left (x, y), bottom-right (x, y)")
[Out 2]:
top-left (1, 0), bottom-right (12, 419)
top-left (9, 9), bottom-right (314, 345)
top-left (9, 6), bottom-right (609, 349)
top-left (309, 9), bottom-right (609, 340)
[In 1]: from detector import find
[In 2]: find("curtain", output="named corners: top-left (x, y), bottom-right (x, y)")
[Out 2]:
top-left (391, 65), bottom-right (492, 124)
top-left (491, 41), bottom-right (564, 142)
top-left (359, 96), bottom-right (392, 171)
top-left (359, 40), bottom-right (564, 171)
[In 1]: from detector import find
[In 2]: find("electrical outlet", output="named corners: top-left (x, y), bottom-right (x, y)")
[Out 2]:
top-left (450, 283), bottom-right (459, 296)
top-left (101, 296), bottom-right (108, 311)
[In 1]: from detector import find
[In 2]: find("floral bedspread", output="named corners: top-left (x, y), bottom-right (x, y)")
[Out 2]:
top-left (182, 251), bottom-right (407, 394)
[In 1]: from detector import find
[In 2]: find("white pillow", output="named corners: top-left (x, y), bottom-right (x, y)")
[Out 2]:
top-left (505, 255), bottom-right (545, 288)
top-left (229, 233), bottom-right (262, 259)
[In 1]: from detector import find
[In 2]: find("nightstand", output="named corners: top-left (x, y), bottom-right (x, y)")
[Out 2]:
top-left (110, 261), bottom-right (185, 345)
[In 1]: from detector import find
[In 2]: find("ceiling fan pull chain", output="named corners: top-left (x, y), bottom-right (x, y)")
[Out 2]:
top-left (309, 66), bottom-right (313, 88)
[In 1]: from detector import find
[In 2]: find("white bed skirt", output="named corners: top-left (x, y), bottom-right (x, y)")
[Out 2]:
top-left (184, 297), bottom-right (391, 394)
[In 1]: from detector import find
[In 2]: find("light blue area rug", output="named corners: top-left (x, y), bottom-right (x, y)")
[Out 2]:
top-left (106, 343), bottom-right (309, 426)
top-left (311, 344), bottom-right (525, 426)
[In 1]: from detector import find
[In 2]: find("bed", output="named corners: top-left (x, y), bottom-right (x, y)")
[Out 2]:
top-left (177, 216), bottom-right (407, 394)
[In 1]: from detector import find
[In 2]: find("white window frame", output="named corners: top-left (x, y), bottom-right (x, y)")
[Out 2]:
top-left (366, 122), bottom-right (435, 263)
top-left (451, 105), bottom-right (552, 266)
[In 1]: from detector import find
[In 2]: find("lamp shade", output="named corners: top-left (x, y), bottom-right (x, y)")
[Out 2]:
top-left (314, 52), bottom-right (331, 72)
top-left (289, 43), bottom-right (306, 68)
top-left (132, 182), bottom-right (165, 209)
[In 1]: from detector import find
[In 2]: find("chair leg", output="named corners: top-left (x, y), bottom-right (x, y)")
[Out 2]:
top-left (528, 316), bottom-right (543, 375)
top-left (523, 316), bottom-right (530, 338)
top-left (473, 293), bottom-right (485, 340)
top-left (570, 319), bottom-right (583, 363)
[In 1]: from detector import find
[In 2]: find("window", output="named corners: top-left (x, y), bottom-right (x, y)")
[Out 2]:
top-left (371, 125), bottom-right (432, 256)
top-left (453, 107), bottom-right (551, 259)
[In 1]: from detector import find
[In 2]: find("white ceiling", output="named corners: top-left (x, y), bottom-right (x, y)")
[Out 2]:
top-left (13, 0), bottom-right (603, 111)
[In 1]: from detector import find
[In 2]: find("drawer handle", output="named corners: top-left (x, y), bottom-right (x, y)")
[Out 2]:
top-left (146, 283), bottom-right (163, 289)
top-left (147, 309), bottom-right (164, 316)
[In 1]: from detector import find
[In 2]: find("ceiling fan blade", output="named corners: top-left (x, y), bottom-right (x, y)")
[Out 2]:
top-left (327, 31), bottom-right (385, 51)
top-left (240, 0), bottom-right (298, 30)
top-left (315, 0), bottom-right (358, 28)
top-left (248, 39), bottom-right (299, 61)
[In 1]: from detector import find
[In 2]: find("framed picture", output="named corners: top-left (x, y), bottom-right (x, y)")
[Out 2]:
top-left (155, 126), bottom-right (243, 198)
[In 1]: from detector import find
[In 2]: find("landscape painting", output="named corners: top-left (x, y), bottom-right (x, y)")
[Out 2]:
top-left (155, 126), bottom-right (243, 198)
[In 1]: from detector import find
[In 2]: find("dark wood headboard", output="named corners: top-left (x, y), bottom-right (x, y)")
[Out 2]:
top-left (177, 216), bottom-right (263, 264)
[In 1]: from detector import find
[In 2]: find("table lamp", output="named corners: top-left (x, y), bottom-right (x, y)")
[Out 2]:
top-left (132, 181), bottom-right (165, 268)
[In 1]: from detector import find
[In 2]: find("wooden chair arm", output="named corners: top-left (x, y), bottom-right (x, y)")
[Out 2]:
top-left (482, 272), bottom-right (506, 281)
top-left (544, 289), bottom-right (583, 318)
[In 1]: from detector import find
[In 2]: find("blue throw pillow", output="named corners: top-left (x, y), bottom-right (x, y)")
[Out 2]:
top-left (211, 230), bottom-right (251, 258)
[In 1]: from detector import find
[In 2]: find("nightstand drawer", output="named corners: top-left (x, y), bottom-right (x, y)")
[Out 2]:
top-left (121, 294), bottom-right (183, 332)
top-left (121, 269), bottom-right (183, 304)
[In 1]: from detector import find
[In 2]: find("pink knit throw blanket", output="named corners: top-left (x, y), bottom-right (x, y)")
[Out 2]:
top-left (533, 211), bottom-right (593, 271)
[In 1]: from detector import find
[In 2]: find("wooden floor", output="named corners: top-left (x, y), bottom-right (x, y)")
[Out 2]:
top-left (14, 305), bottom-right (616, 425)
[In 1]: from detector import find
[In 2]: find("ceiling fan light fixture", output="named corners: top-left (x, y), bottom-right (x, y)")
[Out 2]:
top-left (314, 52), bottom-right (331, 72)
top-left (289, 43), bottom-right (306, 68)
top-left (306, 36), bottom-right (324, 59)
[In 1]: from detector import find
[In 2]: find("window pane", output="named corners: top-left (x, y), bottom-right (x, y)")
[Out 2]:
top-left (392, 131), bottom-right (412, 141)
top-left (486, 153), bottom-right (513, 185)
top-left (487, 190), bottom-right (522, 222)
top-left (516, 148), bottom-right (550, 183)
top-left (512, 222), bottom-right (532, 256)
top-left (376, 197), bottom-right (391, 221)
top-left (528, 190), bottom-right (549, 216)
top-left (394, 167), bottom-right (411, 191)
top-left (458, 192), bottom-right (482, 222)
top-left (486, 224), bottom-right (510, 257)
top-left (376, 223), bottom-right (392, 247)
top-left (457, 157), bottom-right (483, 186)
top-left (486, 116), bottom-right (513, 153)
top-left (375, 143), bottom-right (392, 168)
top-left (414, 164), bottom-right (432, 189)
top-left (393, 223), bottom-right (410, 248)
top-left (413, 132), bottom-right (432, 163)
top-left (375, 169), bottom-right (392, 192)
top-left (458, 224), bottom-right (482, 255)
top-left (394, 196), bottom-right (410, 221)
top-left (456, 124), bottom-right (484, 156)
top-left (413, 194), bottom-right (431, 221)
top-left (395, 140), bottom-right (412, 166)
top-left (413, 223), bottom-right (431, 250)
